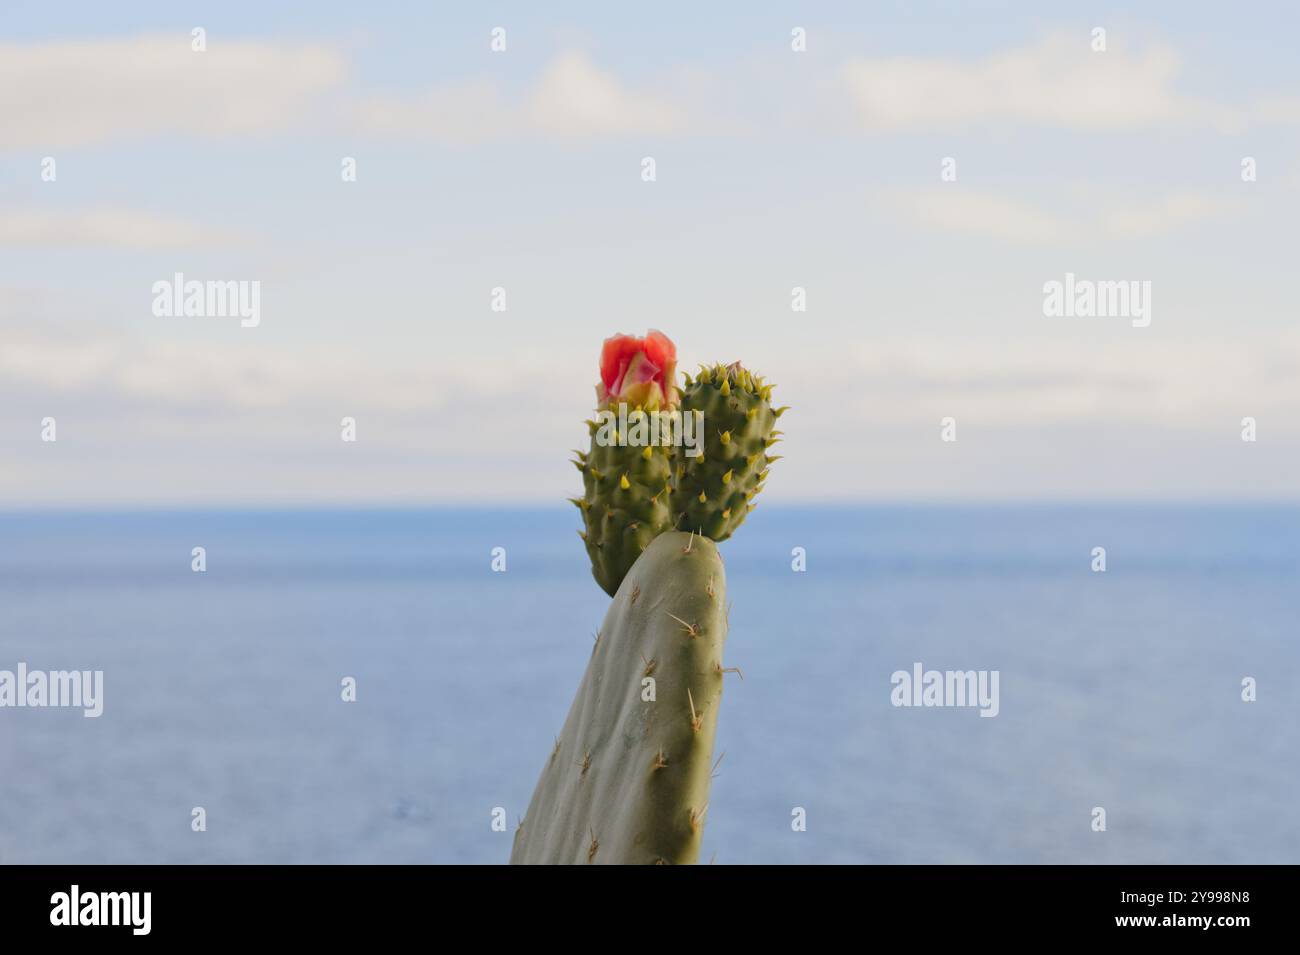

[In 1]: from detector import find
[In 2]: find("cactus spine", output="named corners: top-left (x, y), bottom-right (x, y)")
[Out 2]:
top-left (511, 532), bottom-right (727, 865)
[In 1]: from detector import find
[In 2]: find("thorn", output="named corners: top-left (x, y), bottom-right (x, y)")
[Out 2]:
top-left (619, 474), bottom-right (631, 490)
top-left (571, 459), bottom-right (585, 472)
top-left (654, 857), bottom-right (670, 865)
top-left (641, 446), bottom-right (653, 461)
top-left (715, 661), bottom-right (744, 680)
top-left (721, 469), bottom-right (733, 485)
top-left (697, 490), bottom-right (707, 503)
top-left (517, 815), bottom-right (524, 832)
top-left (719, 378), bottom-right (730, 397)
top-left (688, 803), bottom-right (709, 832)
top-left (719, 430), bottom-right (731, 445)
top-left (746, 407), bottom-right (757, 420)
top-left (652, 748), bottom-right (668, 771)
top-left (711, 751), bottom-right (727, 778)
top-left (551, 737), bottom-right (561, 759)
top-left (630, 583), bottom-right (641, 605)
top-left (667, 612), bottom-right (700, 638)
top-left (772, 406), bottom-right (790, 418)
top-left (577, 529), bottom-right (587, 541)
top-left (587, 828), bottom-right (599, 862)
top-left (705, 576), bottom-right (715, 598)
top-left (688, 688), bottom-right (703, 732)
top-left (579, 751), bottom-right (592, 775)
top-left (592, 631), bottom-right (601, 650)
top-left (642, 655), bottom-right (657, 676)
top-left (682, 530), bottom-right (696, 554)
top-left (721, 508), bottom-right (731, 520)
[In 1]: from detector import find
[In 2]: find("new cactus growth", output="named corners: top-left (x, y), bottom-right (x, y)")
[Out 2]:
top-left (575, 335), bottom-right (784, 594)
top-left (511, 531), bottom-right (727, 865)
top-left (575, 331), bottom-right (680, 596)
top-left (671, 361), bottom-right (784, 541)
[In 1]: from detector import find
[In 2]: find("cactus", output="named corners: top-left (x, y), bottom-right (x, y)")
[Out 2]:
top-left (575, 331), bottom-right (680, 596)
top-left (671, 361), bottom-right (784, 541)
top-left (511, 531), bottom-right (727, 865)
top-left (575, 416), bottom-right (675, 598)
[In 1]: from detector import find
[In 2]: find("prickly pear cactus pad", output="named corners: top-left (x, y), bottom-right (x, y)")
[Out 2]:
top-left (671, 362), bottom-right (784, 541)
top-left (511, 531), bottom-right (727, 865)
top-left (575, 331), bottom-right (680, 596)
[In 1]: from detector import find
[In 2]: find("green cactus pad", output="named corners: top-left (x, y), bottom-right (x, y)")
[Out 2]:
top-left (575, 412), bottom-right (676, 597)
top-left (511, 531), bottom-right (727, 865)
top-left (671, 363), bottom-right (783, 541)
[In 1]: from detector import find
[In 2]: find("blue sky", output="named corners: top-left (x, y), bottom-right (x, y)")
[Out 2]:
top-left (2, 2), bottom-right (1299, 504)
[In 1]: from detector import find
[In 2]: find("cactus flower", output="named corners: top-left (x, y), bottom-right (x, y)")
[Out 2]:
top-left (596, 330), bottom-right (678, 410)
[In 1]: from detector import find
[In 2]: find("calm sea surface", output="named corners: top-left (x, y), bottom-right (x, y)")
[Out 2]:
top-left (1, 505), bottom-right (1297, 863)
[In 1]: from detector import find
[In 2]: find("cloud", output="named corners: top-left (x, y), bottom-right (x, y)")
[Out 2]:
top-left (889, 188), bottom-right (1241, 242)
top-left (353, 52), bottom-right (686, 142)
top-left (0, 35), bottom-right (347, 150)
top-left (0, 207), bottom-right (244, 247)
top-left (527, 53), bottom-right (684, 137)
top-left (1097, 193), bottom-right (1241, 239)
top-left (893, 189), bottom-right (1067, 242)
top-left (0, 34), bottom-right (684, 151)
top-left (840, 33), bottom-right (1233, 132)
top-left (5, 311), bottom-right (1300, 504)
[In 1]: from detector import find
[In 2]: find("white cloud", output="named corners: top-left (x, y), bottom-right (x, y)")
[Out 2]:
top-left (894, 189), bottom-right (1067, 242)
top-left (0, 207), bottom-right (243, 247)
top-left (527, 53), bottom-right (684, 137)
top-left (354, 52), bottom-right (686, 142)
top-left (0, 36), bottom-right (685, 151)
top-left (0, 35), bottom-right (347, 150)
top-left (1098, 193), bottom-right (1241, 239)
top-left (841, 33), bottom-right (1231, 131)
top-left (890, 188), bottom-right (1240, 242)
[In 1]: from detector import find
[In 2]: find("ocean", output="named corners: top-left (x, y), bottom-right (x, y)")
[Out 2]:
top-left (1, 505), bottom-right (1297, 864)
